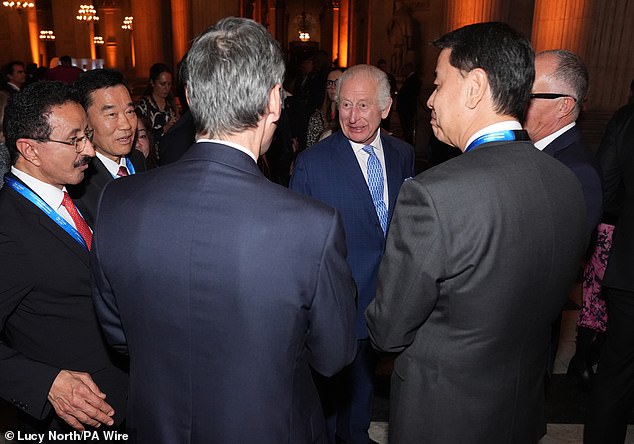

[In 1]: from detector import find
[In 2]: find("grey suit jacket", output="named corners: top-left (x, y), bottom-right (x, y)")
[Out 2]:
top-left (366, 140), bottom-right (587, 444)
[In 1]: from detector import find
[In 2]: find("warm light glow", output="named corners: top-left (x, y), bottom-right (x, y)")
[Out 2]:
top-left (121, 16), bottom-right (133, 31)
top-left (39, 30), bottom-right (55, 40)
top-left (93, 35), bottom-right (104, 45)
top-left (2, 1), bottom-right (34, 9)
top-left (299, 32), bottom-right (310, 42)
top-left (76, 4), bottom-right (99, 21)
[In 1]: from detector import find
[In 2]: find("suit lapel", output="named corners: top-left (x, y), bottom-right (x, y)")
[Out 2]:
top-left (382, 133), bottom-right (403, 213)
top-left (36, 210), bottom-right (90, 266)
top-left (331, 132), bottom-right (381, 224)
top-left (90, 156), bottom-right (116, 188)
top-left (6, 177), bottom-right (90, 266)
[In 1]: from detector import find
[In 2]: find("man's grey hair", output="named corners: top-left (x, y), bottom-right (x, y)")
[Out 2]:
top-left (336, 64), bottom-right (392, 111)
top-left (184, 17), bottom-right (285, 138)
top-left (542, 49), bottom-right (588, 116)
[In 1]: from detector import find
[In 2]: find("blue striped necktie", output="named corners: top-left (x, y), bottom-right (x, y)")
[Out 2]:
top-left (363, 145), bottom-right (388, 235)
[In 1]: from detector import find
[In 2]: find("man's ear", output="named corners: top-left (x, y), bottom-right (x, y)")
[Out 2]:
top-left (381, 97), bottom-right (393, 120)
top-left (465, 68), bottom-right (488, 109)
top-left (15, 138), bottom-right (41, 166)
top-left (557, 96), bottom-right (577, 119)
top-left (266, 84), bottom-right (282, 123)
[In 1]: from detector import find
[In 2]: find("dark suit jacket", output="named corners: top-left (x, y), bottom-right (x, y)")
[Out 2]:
top-left (0, 174), bottom-right (128, 429)
top-left (158, 110), bottom-right (196, 166)
top-left (290, 130), bottom-right (415, 338)
top-left (543, 124), bottom-right (603, 234)
top-left (601, 103), bottom-right (634, 291)
top-left (91, 142), bottom-right (357, 444)
top-left (366, 140), bottom-right (588, 444)
top-left (67, 149), bottom-right (146, 227)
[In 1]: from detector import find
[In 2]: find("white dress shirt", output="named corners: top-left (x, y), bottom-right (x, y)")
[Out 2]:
top-left (349, 130), bottom-right (389, 210)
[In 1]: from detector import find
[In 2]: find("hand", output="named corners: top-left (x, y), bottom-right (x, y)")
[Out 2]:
top-left (163, 117), bottom-right (178, 134)
top-left (47, 370), bottom-right (115, 431)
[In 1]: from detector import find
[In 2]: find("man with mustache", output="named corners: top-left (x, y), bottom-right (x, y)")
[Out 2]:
top-left (68, 69), bottom-right (146, 226)
top-left (0, 81), bottom-right (128, 434)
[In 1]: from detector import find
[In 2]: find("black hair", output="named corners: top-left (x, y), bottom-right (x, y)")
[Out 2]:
top-left (433, 22), bottom-right (535, 120)
top-left (74, 68), bottom-right (128, 110)
top-left (4, 81), bottom-right (81, 163)
top-left (2, 60), bottom-right (24, 81)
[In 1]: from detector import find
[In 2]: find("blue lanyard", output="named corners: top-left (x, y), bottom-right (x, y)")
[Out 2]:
top-left (4, 176), bottom-right (89, 250)
top-left (465, 130), bottom-right (517, 153)
top-left (126, 157), bottom-right (136, 175)
top-left (111, 157), bottom-right (136, 178)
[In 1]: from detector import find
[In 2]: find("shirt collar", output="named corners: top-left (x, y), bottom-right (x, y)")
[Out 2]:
top-left (96, 152), bottom-right (127, 177)
top-left (465, 121), bottom-right (523, 150)
top-left (11, 166), bottom-right (67, 211)
top-left (349, 130), bottom-right (383, 154)
top-left (533, 122), bottom-right (576, 151)
top-left (196, 138), bottom-right (258, 163)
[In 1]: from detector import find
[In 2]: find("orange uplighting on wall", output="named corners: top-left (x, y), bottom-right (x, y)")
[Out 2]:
top-left (445, 0), bottom-right (502, 31)
top-left (531, 0), bottom-right (589, 53)
top-left (338, 0), bottom-right (349, 67)
top-left (331, 2), bottom-right (340, 66)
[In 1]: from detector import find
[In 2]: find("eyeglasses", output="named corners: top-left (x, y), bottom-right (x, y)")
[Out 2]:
top-left (38, 129), bottom-right (94, 153)
top-left (326, 79), bottom-right (339, 88)
top-left (530, 93), bottom-right (577, 102)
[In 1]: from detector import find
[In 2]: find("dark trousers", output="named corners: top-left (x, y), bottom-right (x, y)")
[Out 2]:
top-left (316, 339), bottom-right (377, 444)
top-left (585, 287), bottom-right (634, 443)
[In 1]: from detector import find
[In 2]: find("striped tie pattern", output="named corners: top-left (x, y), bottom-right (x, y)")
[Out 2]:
top-left (363, 145), bottom-right (388, 235)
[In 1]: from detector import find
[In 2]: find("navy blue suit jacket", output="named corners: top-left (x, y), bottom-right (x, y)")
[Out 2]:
top-left (290, 130), bottom-right (415, 338)
top-left (91, 142), bottom-right (357, 443)
top-left (543, 125), bottom-right (602, 234)
top-left (67, 149), bottom-right (146, 227)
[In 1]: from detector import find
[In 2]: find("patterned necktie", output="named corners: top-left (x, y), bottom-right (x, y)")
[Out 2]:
top-left (116, 165), bottom-right (129, 177)
top-left (61, 192), bottom-right (92, 250)
top-left (363, 145), bottom-right (388, 235)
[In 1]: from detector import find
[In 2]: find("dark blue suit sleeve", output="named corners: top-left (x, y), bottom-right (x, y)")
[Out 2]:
top-left (91, 239), bottom-right (129, 355)
top-left (568, 161), bottom-right (603, 232)
top-left (289, 153), bottom-right (311, 196)
top-left (90, 190), bottom-right (129, 355)
top-left (307, 211), bottom-right (357, 377)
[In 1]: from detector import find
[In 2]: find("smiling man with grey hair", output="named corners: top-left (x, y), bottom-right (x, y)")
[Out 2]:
top-left (90, 17), bottom-right (356, 443)
top-left (291, 63), bottom-right (415, 444)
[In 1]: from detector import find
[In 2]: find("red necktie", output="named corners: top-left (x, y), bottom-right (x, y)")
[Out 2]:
top-left (117, 165), bottom-right (129, 177)
top-left (61, 192), bottom-right (92, 250)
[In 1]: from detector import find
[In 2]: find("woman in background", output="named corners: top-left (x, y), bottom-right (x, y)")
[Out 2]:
top-left (305, 68), bottom-right (344, 147)
top-left (134, 109), bottom-right (158, 169)
top-left (136, 63), bottom-right (180, 150)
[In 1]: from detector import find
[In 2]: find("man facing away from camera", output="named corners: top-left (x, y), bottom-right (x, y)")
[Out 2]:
top-left (366, 22), bottom-right (588, 444)
top-left (90, 17), bottom-right (357, 444)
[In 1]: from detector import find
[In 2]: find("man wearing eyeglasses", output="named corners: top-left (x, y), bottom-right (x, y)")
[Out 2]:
top-left (68, 68), bottom-right (146, 227)
top-left (0, 81), bottom-right (128, 434)
top-left (524, 50), bottom-right (602, 233)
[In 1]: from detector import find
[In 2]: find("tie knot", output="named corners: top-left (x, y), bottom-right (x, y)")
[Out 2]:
top-left (363, 145), bottom-right (376, 156)
top-left (117, 165), bottom-right (129, 177)
top-left (61, 191), bottom-right (73, 208)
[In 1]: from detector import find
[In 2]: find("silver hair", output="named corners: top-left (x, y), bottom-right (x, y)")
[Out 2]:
top-left (336, 64), bottom-right (392, 111)
top-left (184, 17), bottom-right (285, 138)
top-left (541, 49), bottom-right (588, 116)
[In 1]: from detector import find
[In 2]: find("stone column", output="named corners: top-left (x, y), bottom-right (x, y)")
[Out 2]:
top-left (171, 0), bottom-right (192, 65)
